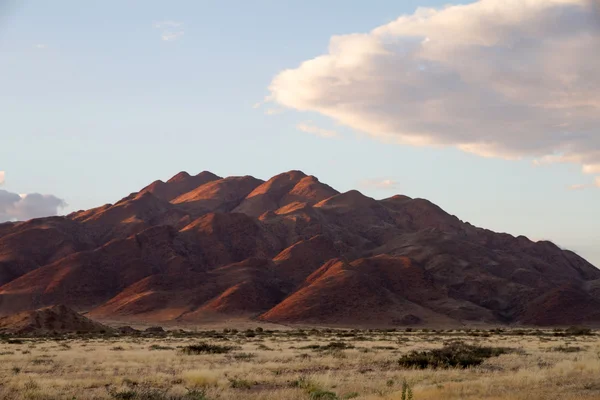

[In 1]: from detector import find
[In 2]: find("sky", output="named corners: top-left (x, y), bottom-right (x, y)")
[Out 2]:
top-left (0, 0), bottom-right (598, 266)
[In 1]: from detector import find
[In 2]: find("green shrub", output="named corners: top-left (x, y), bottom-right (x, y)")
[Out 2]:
top-left (398, 342), bottom-right (511, 369)
top-left (181, 343), bottom-right (234, 355)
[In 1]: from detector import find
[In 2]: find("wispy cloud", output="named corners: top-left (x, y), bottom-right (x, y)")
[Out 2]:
top-left (265, 108), bottom-right (284, 116)
top-left (567, 178), bottom-right (600, 191)
top-left (161, 31), bottom-right (184, 41)
top-left (296, 122), bottom-right (339, 139)
top-left (359, 179), bottom-right (401, 191)
top-left (568, 184), bottom-right (589, 191)
top-left (154, 21), bottom-right (184, 41)
top-left (153, 21), bottom-right (183, 29)
top-left (34, 44), bottom-right (46, 49)
top-left (0, 171), bottom-right (4, 185)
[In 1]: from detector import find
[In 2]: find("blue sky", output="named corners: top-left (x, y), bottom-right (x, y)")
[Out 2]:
top-left (0, 0), bottom-right (598, 266)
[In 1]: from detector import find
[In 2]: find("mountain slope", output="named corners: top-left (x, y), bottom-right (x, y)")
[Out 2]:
top-left (0, 170), bottom-right (597, 327)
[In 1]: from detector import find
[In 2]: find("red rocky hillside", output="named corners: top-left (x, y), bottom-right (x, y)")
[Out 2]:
top-left (0, 170), bottom-right (598, 327)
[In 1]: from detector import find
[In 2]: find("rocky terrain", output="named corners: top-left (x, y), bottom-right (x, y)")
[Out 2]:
top-left (0, 305), bottom-right (111, 335)
top-left (0, 170), bottom-right (598, 327)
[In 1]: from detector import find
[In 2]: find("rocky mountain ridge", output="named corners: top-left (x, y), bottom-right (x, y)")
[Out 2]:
top-left (0, 170), bottom-right (597, 327)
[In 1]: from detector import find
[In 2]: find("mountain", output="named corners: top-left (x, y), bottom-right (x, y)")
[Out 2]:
top-left (0, 170), bottom-right (597, 328)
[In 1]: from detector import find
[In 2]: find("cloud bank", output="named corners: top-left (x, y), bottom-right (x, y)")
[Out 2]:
top-left (0, 190), bottom-right (67, 223)
top-left (268, 0), bottom-right (600, 180)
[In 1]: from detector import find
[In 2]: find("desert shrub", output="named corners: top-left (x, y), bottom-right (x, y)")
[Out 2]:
top-left (552, 345), bottom-right (583, 353)
top-left (181, 343), bottom-right (234, 355)
top-left (565, 326), bottom-right (592, 336)
top-left (106, 388), bottom-right (137, 400)
top-left (24, 379), bottom-right (39, 391)
top-left (233, 352), bottom-right (255, 361)
top-left (398, 342), bottom-right (511, 369)
top-left (300, 341), bottom-right (354, 351)
top-left (309, 389), bottom-right (337, 399)
top-left (292, 377), bottom-right (338, 399)
top-left (182, 389), bottom-right (209, 400)
top-left (149, 344), bottom-right (173, 351)
top-left (229, 378), bottom-right (254, 389)
top-left (107, 384), bottom-right (204, 400)
top-left (401, 379), bottom-right (413, 400)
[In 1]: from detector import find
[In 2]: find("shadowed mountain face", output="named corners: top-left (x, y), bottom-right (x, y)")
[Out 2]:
top-left (0, 171), bottom-right (597, 328)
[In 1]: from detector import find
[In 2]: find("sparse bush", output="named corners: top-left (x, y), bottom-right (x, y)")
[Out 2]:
top-left (233, 352), bottom-right (255, 361)
top-left (24, 379), bottom-right (39, 391)
top-left (300, 341), bottom-right (354, 351)
top-left (309, 388), bottom-right (337, 399)
top-left (401, 379), bottom-right (413, 400)
top-left (229, 378), bottom-right (254, 389)
top-left (398, 342), bottom-right (511, 369)
top-left (149, 344), bottom-right (174, 351)
top-left (181, 343), bottom-right (234, 355)
top-left (552, 345), bottom-right (583, 353)
top-left (565, 326), bottom-right (592, 336)
top-left (292, 377), bottom-right (338, 399)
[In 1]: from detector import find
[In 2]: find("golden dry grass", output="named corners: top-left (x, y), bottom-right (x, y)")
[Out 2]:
top-left (0, 328), bottom-right (599, 399)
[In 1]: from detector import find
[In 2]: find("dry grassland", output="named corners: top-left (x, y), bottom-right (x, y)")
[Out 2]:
top-left (0, 328), bottom-right (599, 400)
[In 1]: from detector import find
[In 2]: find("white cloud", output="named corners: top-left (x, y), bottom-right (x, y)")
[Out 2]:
top-left (34, 44), bottom-right (46, 49)
top-left (153, 20), bottom-right (183, 29)
top-left (153, 21), bottom-right (184, 41)
top-left (297, 122), bottom-right (339, 139)
top-left (265, 108), bottom-right (284, 115)
top-left (359, 179), bottom-right (401, 190)
top-left (568, 183), bottom-right (588, 191)
top-left (161, 31), bottom-right (184, 41)
top-left (268, 0), bottom-right (600, 181)
top-left (0, 171), bottom-right (4, 186)
top-left (0, 189), bottom-right (67, 223)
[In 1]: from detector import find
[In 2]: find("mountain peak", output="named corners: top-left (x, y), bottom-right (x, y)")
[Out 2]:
top-left (167, 171), bottom-right (192, 183)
